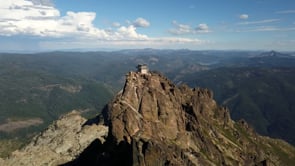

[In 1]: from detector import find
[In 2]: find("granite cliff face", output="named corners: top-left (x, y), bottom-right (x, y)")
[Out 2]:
top-left (102, 71), bottom-right (295, 166)
top-left (1, 71), bottom-right (295, 166)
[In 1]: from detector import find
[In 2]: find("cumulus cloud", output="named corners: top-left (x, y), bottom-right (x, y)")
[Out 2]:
top-left (0, 0), bottom-right (149, 41)
top-left (239, 14), bottom-right (249, 20)
top-left (0, 0), bottom-right (207, 50)
top-left (29, 0), bottom-right (54, 6)
top-left (169, 21), bottom-right (210, 35)
top-left (132, 17), bottom-right (150, 27)
top-left (0, 0), bottom-right (60, 36)
top-left (116, 25), bottom-right (148, 40)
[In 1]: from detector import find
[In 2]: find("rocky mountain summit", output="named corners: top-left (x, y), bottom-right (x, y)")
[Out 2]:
top-left (102, 71), bottom-right (295, 166)
top-left (1, 70), bottom-right (295, 166)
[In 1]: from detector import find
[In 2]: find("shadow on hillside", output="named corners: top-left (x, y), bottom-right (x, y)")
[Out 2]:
top-left (60, 104), bottom-right (132, 166)
top-left (59, 137), bottom-right (132, 166)
top-left (82, 104), bottom-right (110, 126)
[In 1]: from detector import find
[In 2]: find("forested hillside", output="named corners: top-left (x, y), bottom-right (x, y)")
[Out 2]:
top-left (0, 53), bottom-right (113, 157)
top-left (179, 67), bottom-right (295, 145)
top-left (0, 50), bottom-right (295, 157)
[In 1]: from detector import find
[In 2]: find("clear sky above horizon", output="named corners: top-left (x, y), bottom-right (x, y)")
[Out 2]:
top-left (0, 0), bottom-right (295, 52)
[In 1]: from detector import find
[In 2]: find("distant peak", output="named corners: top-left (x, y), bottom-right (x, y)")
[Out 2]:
top-left (270, 50), bottom-right (276, 56)
top-left (257, 50), bottom-right (291, 58)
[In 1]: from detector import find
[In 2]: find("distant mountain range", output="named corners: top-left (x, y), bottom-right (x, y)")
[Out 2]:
top-left (0, 49), bottom-right (295, 157)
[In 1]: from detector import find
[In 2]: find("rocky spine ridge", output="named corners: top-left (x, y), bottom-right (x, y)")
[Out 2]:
top-left (0, 111), bottom-right (108, 165)
top-left (104, 71), bottom-right (295, 165)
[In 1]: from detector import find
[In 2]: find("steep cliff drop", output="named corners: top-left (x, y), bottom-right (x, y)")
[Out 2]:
top-left (1, 70), bottom-right (295, 166)
top-left (98, 71), bottom-right (295, 166)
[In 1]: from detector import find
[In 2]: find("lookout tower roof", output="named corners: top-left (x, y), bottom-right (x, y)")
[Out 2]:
top-left (137, 64), bottom-right (149, 74)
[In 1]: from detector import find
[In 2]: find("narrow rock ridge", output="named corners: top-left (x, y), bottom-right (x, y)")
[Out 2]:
top-left (1, 71), bottom-right (295, 166)
top-left (105, 71), bottom-right (295, 165)
top-left (0, 110), bottom-right (108, 166)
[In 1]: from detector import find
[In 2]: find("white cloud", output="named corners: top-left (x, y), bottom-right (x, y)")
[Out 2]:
top-left (276, 10), bottom-right (295, 14)
top-left (239, 14), bottom-right (249, 20)
top-left (112, 22), bottom-right (121, 27)
top-left (236, 25), bottom-right (295, 32)
top-left (0, 0), bottom-right (149, 41)
top-left (255, 27), bottom-right (295, 32)
top-left (132, 17), bottom-right (150, 27)
top-left (116, 25), bottom-right (148, 40)
top-left (238, 19), bottom-right (280, 25)
top-left (29, 0), bottom-right (54, 6)
top-left (169, 21), bottom-right (191, 35)
top-left (0, 0), bottom-right (60, 36)
top-left (196, 23), bottom-right (210, 33)
top-left (0, 0), bottom-right (208, 50)
top-left (169, 21), bottom-right (210, 35)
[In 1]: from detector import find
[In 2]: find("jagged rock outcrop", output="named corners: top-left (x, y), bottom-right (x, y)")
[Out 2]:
top-left (0, 110), bottom-right (108, 166)
top-left (1, 71), bottom-right (295, 166)
top-left (102, 71), bottom-right (295, 166)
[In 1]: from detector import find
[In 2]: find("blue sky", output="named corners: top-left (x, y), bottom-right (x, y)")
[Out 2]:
top-left (0, 0), bottom-right (295, 52)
